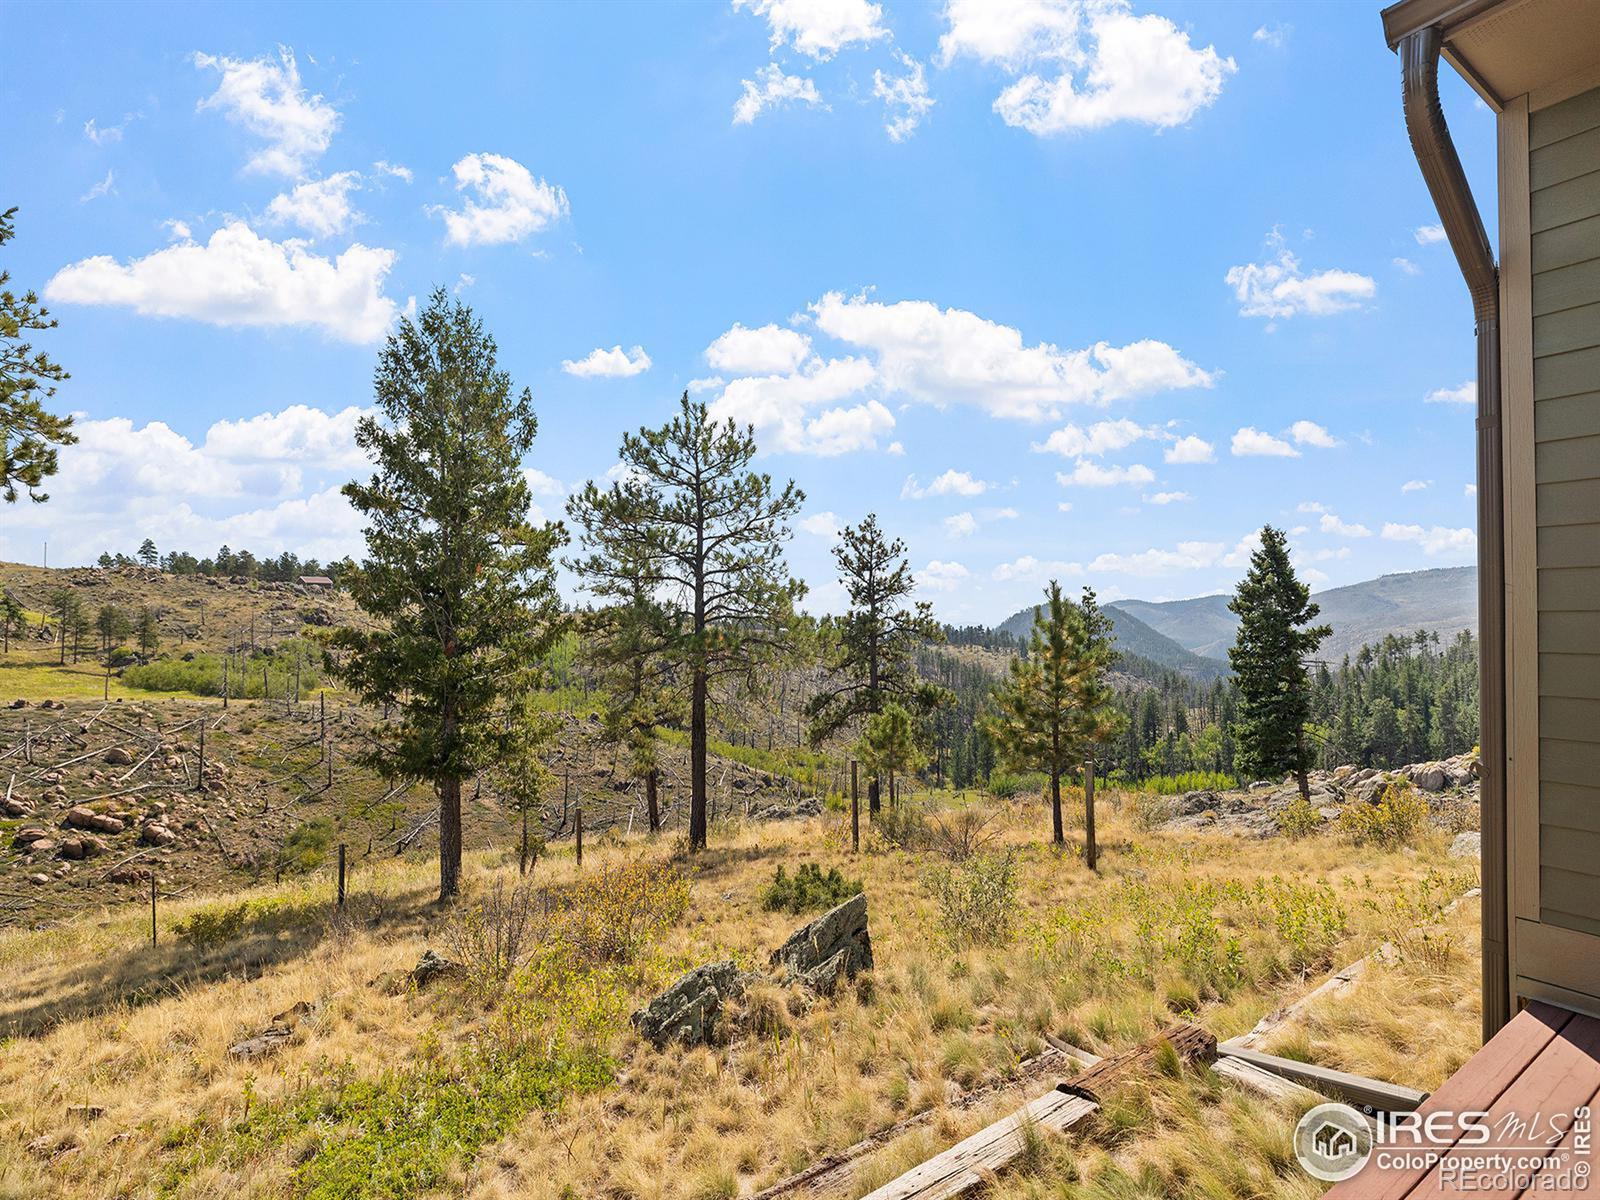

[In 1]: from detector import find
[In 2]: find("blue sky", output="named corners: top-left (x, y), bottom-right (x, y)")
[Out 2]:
top-left (0, 0), bottom-right (1493, 624)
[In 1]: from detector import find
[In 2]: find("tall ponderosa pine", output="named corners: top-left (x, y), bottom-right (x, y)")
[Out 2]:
top-left (330, 290), bottom-right (565, 901)
top-left (567, 393), bottom-right (803, 851)
top-left (1227, 525), bottom-right (1330, 800)
top-left (856, 702), bottom-right (923, 808)
top-left (0, 208), bottom-right (76, 504)
top-left (1069, 588), bottom-right (1125, 870)
top-left (806, 515), bottom-right (947, 814)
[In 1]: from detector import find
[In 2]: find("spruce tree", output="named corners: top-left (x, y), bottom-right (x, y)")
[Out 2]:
top-left (805, 514), bottom-right (947, 814)
top-left (330, 289), bottom-right (566, 901)
top-left (1069, 587), bottom-right (1126, 870)
top-left (567, 393), bottom-right (803, 851)
top-left (0, 208), bottom-right (76, 503)
top-left (1227, 526), bottom-right (1330, 799)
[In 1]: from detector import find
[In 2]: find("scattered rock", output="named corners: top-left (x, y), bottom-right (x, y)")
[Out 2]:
top-left (1, 796), bottom-right (29, 817)
top-left (12, 824), bottom-right (51, 847)
top-left (770, 893), bottom-right (873, 989)
top-left (631, 960), bottom-right (747, 1048)
top-left (104, 747), bottom-right (136, 766)
top-left (65, 1104), bottom-right (105, 1122)
top-left (228, 1001), bottom-right (317, 1059)
top-left (409, 949), bottom-right (462, 988)
top-left (1450, 832), bottom-right (1481, 859)
top-left (25, 1131), bottom-right (79, 1159)
top-left (141, 823), bottom-right (177, 846)
top-left (27, 873), bottom-right (50, 885)
top-left (62, 806), bottom-right (124, 835)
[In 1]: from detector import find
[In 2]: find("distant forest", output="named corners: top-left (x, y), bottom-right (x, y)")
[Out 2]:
top-left (96, 541), bottom-right (355, 584)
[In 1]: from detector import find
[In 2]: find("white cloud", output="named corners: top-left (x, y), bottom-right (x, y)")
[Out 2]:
top-left (1164, 434), bottom-right (1214, 464)
top-left (811, 291), bottom-right (1213, 420)
top-left (885, 441), bottom-right (905, 456)
top-left (1221, 530), bottom-right (1262, 568)
top-left (1382, 522), bottom-right (1476, 556)
top-left (1426, 380), bottom-right (1475, 405)
top-left (561, 344), bottom-right (652, 378)
top-left (266, 170), bottom-right (363, 237)
top-left (1393, 256), bottom-right (1420, 275)
top-left (1055, 460), bottom-right (1154, 487)
top-left (1464, 483), bottom-right (1477, 497)
top-left (1401, 479), bottom-right (1430, 493)
top-left (1319, 512), bottom-right (1371, 538)
top-left (1089, 540), bottom-right (1223, 576)
top-left (45, 221), bottom-right (398, 343)
top-left (80, 170), bottom-right (116, 203)
top-left (903, 469), bottom-right (990, 499)
top-left (523, 467), bottom-right (567, 497)
top-left (1414, 223), bottom-right (1447, 245)
top-left (433, 153), bottom-right (569, 247)
top-left (84, 115), bottom-right (135, 145)
top-left (1032, 418), bottom-right (1147, 457)
top-left (735, 0), bottom-right (889, 59)
top-left (371, 160), bottom-right (413, 184)
top-left (1226, 234), bottom-right (1375, 319)
top-left (707, 356), bottom-right (887, 455)
top-left (1297, 500), bottom-right (1328, 513)
top-left (163, 219), bottom-right (192, 241)
top-left (705, 323), bottom-right (812, 374)
top-left (202, 404), bottom-right (371, 472)
top-left (944, 511), bottom-right (978, 538)
top-left (939, 0), bottom-right (1235, 135)
top-left (1231, 427), bottom-right (1299, 458)
top-left (1252, 24), bottom-right (1288, 47)
top-left (986, 506), bottom-right (1020, 520)
top-left (991, 554), bottom-right (1081, 583)
top-left (1056, 501), bottom-right (1073, 512)
top-left (733, 64), bottom-right (825, 125)
top-left (874, 52), bottom-right (935, 141)
top-left (800, 510), bottom-right (840, 538)
top-left (919, 559), bottom-right (971, 592)
top-left (1289, 419), bottom-right (1337, 448)
top-left (1145, 490), bottom-right (1189, 505)
top-left (1300, 567), bottom-right (1331, 586)
top-left (193, 48), bottom-right (338, 176)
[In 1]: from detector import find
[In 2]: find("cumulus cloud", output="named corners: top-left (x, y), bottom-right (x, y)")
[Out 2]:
top-left (371, 160), bottom-right (413, 184)
top-left (1401, 479), bottom-right (1430, 493)
top-left (1318, 512), bottom-right (1371, 538)
top-left (811, 291), bottom-right (1213, 420)
top-left (1382, 522), bottom-right (1476, 556)
top-left (733, 64), bottom-right (825, 125)
top-left (991, 554), bottom-right (1081, 583)
top-left (1414, 223), bottom-right (1447, 245)
top-left (1252, 24), bottom-right (1288, 47)
top-left (80, 170), bottom-right (116, 203)
top-left (1055, 460), bottom-right (1154, 487)
top-left (800, 510), bottom-right (840, 538)
top-left (1226, 234), bottom-right (1375, 319)
top-left (705, 323), bottom-right (812, 374)
top-left (1164, 434), bottom-right (1214, 464)
top-left (84, 115), bottom-right (137, 145)
top-left (708, 356), bottom-right (888, 455)
top-left (874, 52), bottom-right (935, 141)
top-left (1393, 256), bottom-right (1420, 275)
top-left (903, 469), bottom-right (990, 499)
top-left (1289, 419), bottom-right (1337, 448)
top-left (1032, 418), bottom-right (1147, 457)
top-left (1088, 540), bottom-right (1224, 576)
top-left (944, 511), bottom-right (978, 538)
top-left (1426, 380), bottom-right (1475, 405)
top-left (919, 559), bottom-right (971, 592)
top-left (1145, 491), bottom-right (1189, 505)
top-left (266, 170), bottom-right (363, 237)
top-left (433, 153), bottom-right (569, 246)
top-left (938, 0), bottom-right (1235, 135)
top-left (193, 47), bottom-right (338, 176)
top-left (1231, 427), bottom-right (1299, 458)
top-left (561, 345), bottom-right (652, 378)
top-left (1464, 483), bottom-right (1477, 497)
top-left (46, 221), bottom-right (398, 343)
top-left (734, 0), bottom-right (889, 59)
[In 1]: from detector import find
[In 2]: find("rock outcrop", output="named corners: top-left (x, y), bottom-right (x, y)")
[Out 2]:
top-left (631, 960), bottom-right (748, 1049)
top-left (769, 893), bottom-right (873, 994)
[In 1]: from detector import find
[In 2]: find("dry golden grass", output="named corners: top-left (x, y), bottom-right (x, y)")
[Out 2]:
top-left (0, 789), bottom-right (1479, 1200)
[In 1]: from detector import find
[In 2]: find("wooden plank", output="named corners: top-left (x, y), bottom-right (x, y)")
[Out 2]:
top-left (1539, 653), bottom-right (1600, 700)
top-left (1532, 171), bottom-right (1600, 235)
top-left (1517, 918), bottom-right (1600, 1000)
top-left (1540, 868), bottom-right (1600, 926)
top-left (1215, 1047), bottom-right (1426, 1113)
top-left (1534, 391), bottom-right (1600, 443)
top-left (1537, 478), bottom-right (1600, 527)
top-left (1531, 87), bottom-right (1600, 151)
top-left (1531, 126), bottom-right (1600, 191)
top-left (1534, 300), bottom-right (1600, 357)
top-left (1537, 569), bottom-right (1600, 613)
top-left (857, 1090), bottom-right (1098, 1200)
top-left (1534, 346), bottom-right (1600, 402)
top-left (1540, 778), bottom-right (1600, 833)
top-left (1538, 823), bottom-right (1600, 875)
top-left (1211, 1054), bottom-right (1325, 1109)
top-left (1508, 1076), bottom-right (1600, 1197)
top-left (1536, 526), bottom-right (1600, 572)
top-left (1534, 432), bottom-right (1600, 483)
top-left (1541, 905), bottom-right (1600, 940)
top-left (1411, 1012), bottom-right (1600, 1197)
top-left (1532, 214), bottom-right (1600, 275)
top-left (1538, 609), bottom-right (1600, 655)
top-left (1323, 1003), bottom-right (1574, 1200)
top-left (1538, 737), bottom-right (1600, 786)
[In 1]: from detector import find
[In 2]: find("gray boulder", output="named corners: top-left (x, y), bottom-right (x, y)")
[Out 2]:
top-left (631, 959), bottom-right (746, 1048)
top-left (1450, 831), bottom-right (1482, 859)
top-left (770, 893), bottom-right (873, 986)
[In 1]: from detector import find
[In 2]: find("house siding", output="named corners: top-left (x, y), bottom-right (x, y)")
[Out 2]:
top-left (1532, 84), bottom-right (1600, 939)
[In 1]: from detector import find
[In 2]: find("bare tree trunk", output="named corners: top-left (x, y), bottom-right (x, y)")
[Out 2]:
top-left (1050, 766), bottom-right (1064, 846)
top-left (1085, 757), bottom-right (1098, 871)
top-left (519, 808), bottom-right (529, 876)
top-left (645, 767), bottom-right (660, 833)
top-left (868, 776), bottom-right (881, 816)
top-left (690, 668), bottom-right (708, 850)
top-left (439, 776), bottom-right (462, 901)
top-left (1294, 728), bottom-right (1311, 801)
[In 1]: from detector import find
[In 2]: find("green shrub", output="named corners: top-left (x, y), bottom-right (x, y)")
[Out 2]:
top-left (1277, 794), bottom-right (1322, 839)
top-left (987, 771), bottom-right (1046, 800)
top-left (761, 863), bottom-right (863, 914)
top-left (1339, 779), bottom-right (1429, 848)
top-left (279, 818), bottom-right (336, 875)
top-left (173, 901), bottom-right (251, 951)
top-left (929, 852), bottom-right (1019, 948)
top-left (1112, 771), bottom-right (1241, 796)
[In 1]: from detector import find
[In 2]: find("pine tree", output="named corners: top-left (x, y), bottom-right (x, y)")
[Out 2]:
top-left (806, 514), bottom-right (947, 814)
top-left (0, 208), bottom-right (76, 504)
top-left (329, 289), bottom-right (566, 902)
top-left (1070, 588), bottom-right (1126, 870)
top-left (856, 702), bottom-right (923, 807)
top-left (138, 538), bottom-right (158, 568)
top-left (567, 393), bottom-right (803, 851)
top-left (494, 691), bottom-right (559, 876)
top-left (1227, 526), bottom-right (1330, 798)
top-left (0, 591), bottom-right (21, 655)
top-left (137, 606), bottom-right (160, 655)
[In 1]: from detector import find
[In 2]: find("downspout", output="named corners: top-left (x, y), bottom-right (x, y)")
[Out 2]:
top-left (1398, 26), bottom-right (1509, 1039)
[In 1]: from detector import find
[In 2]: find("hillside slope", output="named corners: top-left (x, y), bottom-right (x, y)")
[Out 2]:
top-left (995, 601), bottom-right (1230, 682)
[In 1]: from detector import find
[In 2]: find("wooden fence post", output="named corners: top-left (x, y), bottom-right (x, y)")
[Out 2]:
top-left (196, 723), bottom-right (206, 792)
top-left (149, 874), bottom-right (157, 947)
top-left (1085, 757), bottom-right (1098, 872)
top-left (337, 843), bottom-right (347, 908)
top-left (576, 806), bottom-right (583, 868)
top-left (850, 759), bottom-right (860, 853)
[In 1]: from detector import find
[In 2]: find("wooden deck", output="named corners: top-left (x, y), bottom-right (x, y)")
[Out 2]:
top-left (1327, 1001), bottom-right (1600, 1197)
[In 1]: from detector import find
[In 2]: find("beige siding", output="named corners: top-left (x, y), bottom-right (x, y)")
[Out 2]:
top-left (1532, 85), bottom-right (1600, 938)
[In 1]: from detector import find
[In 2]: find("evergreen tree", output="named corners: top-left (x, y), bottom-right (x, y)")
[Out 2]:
top-left (0, 591), bottom-right (21, 654)
top-left (567, 393), bottom-right (803, 851)
top-left (1070, 588), bottom-right (1127, 870)
top-left (494, 691), bottom-right (559, 875)
top-left (138, 538), bottom-right (158, 568)
top-left (856, 702), bottom-right (923, 807)
top-left (1227, 526), bottom-right (1330, 799)
top-left (330, 290), bottom-right (566, 902)
top-left (136, 606), bottom-right (160, 655)
top-left (51, 588), bottom-right (78, 666)
top-left (0, 208), bottom-right (76, 503)
top-left (806, 515), bottom-right (947, 814)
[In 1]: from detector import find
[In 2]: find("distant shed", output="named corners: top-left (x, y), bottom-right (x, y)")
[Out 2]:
top-left (298, 576), bottom-right (334, 590)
